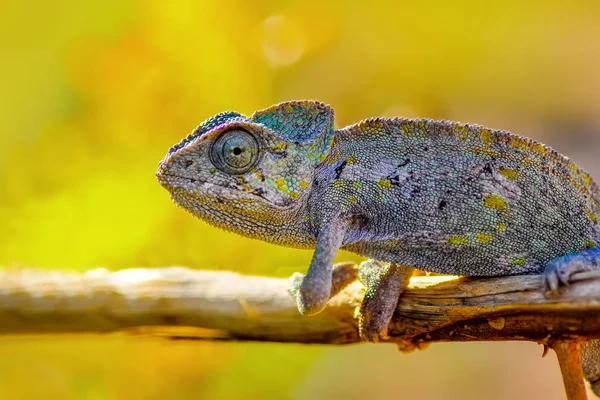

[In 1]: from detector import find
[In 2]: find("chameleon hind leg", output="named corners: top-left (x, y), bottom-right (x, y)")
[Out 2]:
top-left (544, 247), bottom-right (600, 396)
top-left (582, 340), bottom-right (600, 397)
top-left (358, 260), bottom-right (414, 343)
top-left (544, 247), bottom-right (600, 291)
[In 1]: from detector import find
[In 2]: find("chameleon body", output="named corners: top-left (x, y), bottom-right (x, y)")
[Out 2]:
top-left (157, 101), bottom-right (600, 390)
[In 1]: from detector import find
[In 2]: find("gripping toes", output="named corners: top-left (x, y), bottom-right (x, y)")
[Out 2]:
top-left (544, 247), bottom-right (600, 292)
top-left (287, 262), bottom-right (358, 315)
top-left (358, 261), bottom-right (414, 343)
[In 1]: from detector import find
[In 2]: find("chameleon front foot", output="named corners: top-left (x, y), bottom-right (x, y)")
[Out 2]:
top-left (544, 247), bottom-right (600, 291)
top-left (357, 261), bottom-right (414, 343)
top-left (287, 262), bottom-right (358, 315)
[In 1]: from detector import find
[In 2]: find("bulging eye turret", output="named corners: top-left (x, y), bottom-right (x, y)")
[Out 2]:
top-left (210, 129), bottom-right (259, 174)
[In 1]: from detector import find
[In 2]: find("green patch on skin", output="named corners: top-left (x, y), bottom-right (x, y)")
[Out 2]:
top-left (349, 195), bottom-right (358, 203)
top-left (589, 212), bottom-right (598, 224)
top-left (511, 257), bottom-right (527, 267)
top-left (209, 168), bottom-right (216, 174)
top-left (483, 194), bottom-right (508, 211)
top-left (586, 240), bottom-right (598, 249)
top-left (498, 168), bottom-right (518, 181)
top-left (346, 156), bottom-right (358, 165)
top-left (290, 192), bottom-right (300, 199)
top-left (448, 235), bottom-right (469, 245)
top-left (476, 233), bottom-right (493, 243)
top-left (377, 179), bottom-right (392, 189)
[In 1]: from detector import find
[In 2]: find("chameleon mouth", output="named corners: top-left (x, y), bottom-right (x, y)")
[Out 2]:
top-left (156, 170), bottom-right (293, 208)
top-left (156, 171), bottom-right (238, 198)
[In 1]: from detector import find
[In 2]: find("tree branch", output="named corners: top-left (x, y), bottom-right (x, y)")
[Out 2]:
top-left (1, 266), bottom-right (600, 349)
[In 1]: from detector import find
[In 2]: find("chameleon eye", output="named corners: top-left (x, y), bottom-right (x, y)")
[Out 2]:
top-left (210, 129), bottom-right (259, 174)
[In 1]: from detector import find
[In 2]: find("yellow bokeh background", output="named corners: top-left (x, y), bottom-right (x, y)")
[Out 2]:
top-left (1, 1), bottom-right (600, 398)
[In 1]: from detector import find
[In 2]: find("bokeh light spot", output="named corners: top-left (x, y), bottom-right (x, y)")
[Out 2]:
top-left (261, 15), bottom-right (304, 68)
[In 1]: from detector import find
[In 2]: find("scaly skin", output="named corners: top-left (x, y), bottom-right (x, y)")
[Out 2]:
top-left (157, 100), bottom-right (600, 392)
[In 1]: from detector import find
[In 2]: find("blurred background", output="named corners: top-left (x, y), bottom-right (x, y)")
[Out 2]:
top-left (1, 0), bottom-right (600, 398)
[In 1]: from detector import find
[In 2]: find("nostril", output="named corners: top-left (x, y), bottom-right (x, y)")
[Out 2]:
top-left (184, 160), bottom-right (194, 168)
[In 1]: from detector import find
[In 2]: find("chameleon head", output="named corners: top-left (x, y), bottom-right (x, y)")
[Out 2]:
top-left (156, 101), bottom-right (336, 246)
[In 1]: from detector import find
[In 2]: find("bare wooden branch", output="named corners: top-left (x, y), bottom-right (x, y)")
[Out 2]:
top-left (1, 267), bottom-right (600, 349)
top-left (552, 339), bottom-right (587, 400)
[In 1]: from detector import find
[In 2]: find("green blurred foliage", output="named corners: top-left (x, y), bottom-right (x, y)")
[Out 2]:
top-left (1, 0), bottom-right (599, 398)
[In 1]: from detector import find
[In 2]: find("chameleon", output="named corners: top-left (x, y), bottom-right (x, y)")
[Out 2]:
top-left (156, 100), bottom-right (600, 391)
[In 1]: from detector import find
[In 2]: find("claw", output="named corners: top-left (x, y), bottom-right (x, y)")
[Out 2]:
top-left (359, 325), bottom-right (390, 344)
top-left (544, 247), bottom-right (600, 293)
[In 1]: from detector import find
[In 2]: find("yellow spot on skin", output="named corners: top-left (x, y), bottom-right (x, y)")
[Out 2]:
top-left (377, 179), bottom-right (392, 189)
top-left (497, 223), bottom-right (507, 232)
top-left (347, 156), bottom-right (357, 165)
top-left (349, 195), bottom-right (358, 203)
top-left (448, 235), bottom-right (469, 245)
top-left (255, 171), bottom-right (263, 180)
top-left (589, 212), bottom-right (598, 224)
top-left (511, 258), bottom-right (527, 267)
top-left (209, 168), bottom-right (216, 174)
top-left (480, 129), bottom-right (492, 147)
top-left (472, 147), bottom-right (500, 157)
top-left (299, 180), bottom-right (309, 189)
top-left (530, 142), bottom-right (546, 157)
top-left (275, 178), bottom-right (287, 192)
top-left (333, 180), bottom-right (345, 188)
top-left (290, 192), bottom-right (300, 200)
top-left (583, 174), bottom-right (592, 186)
top-left (498, 168), bottom-right (518, 181)
top-left (400, 121), bottom-right (413, 136)
top-left (389, 239), bottom-right (399, 246)
top-left (568, 161), bottom-right (579, 175)
top-left (476, 233), bottom-right (493, 243)
top-left (353, 181), bottom-right (361, 189)
top-left (483, 194), bottom-right (508, 211)
top-left (271, 143), bottom-right (288, 152)
top-left (511, 136), bottom-right (529, 151)
top-left (586, 240), bottom-right (597, 249)
top-left (370, 120), bottom-right (383, 130)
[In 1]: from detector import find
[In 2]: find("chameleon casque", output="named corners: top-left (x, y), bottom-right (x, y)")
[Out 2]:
top-left (157, 100), bottom-right (600, 390)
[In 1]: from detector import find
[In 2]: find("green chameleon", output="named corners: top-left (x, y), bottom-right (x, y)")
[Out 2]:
top-left (157, 100), bottom-right (600, 391)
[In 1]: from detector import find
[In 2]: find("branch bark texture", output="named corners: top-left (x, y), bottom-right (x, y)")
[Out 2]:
top-left (1, 267), bottom-right (600, 349)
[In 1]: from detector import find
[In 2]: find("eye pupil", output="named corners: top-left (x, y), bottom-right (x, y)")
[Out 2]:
top-left (210, 129), bottom-right (259, 174)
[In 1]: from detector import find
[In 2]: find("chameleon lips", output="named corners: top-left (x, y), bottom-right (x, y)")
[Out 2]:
top-left (157, 171), bottom-right (284, 207)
